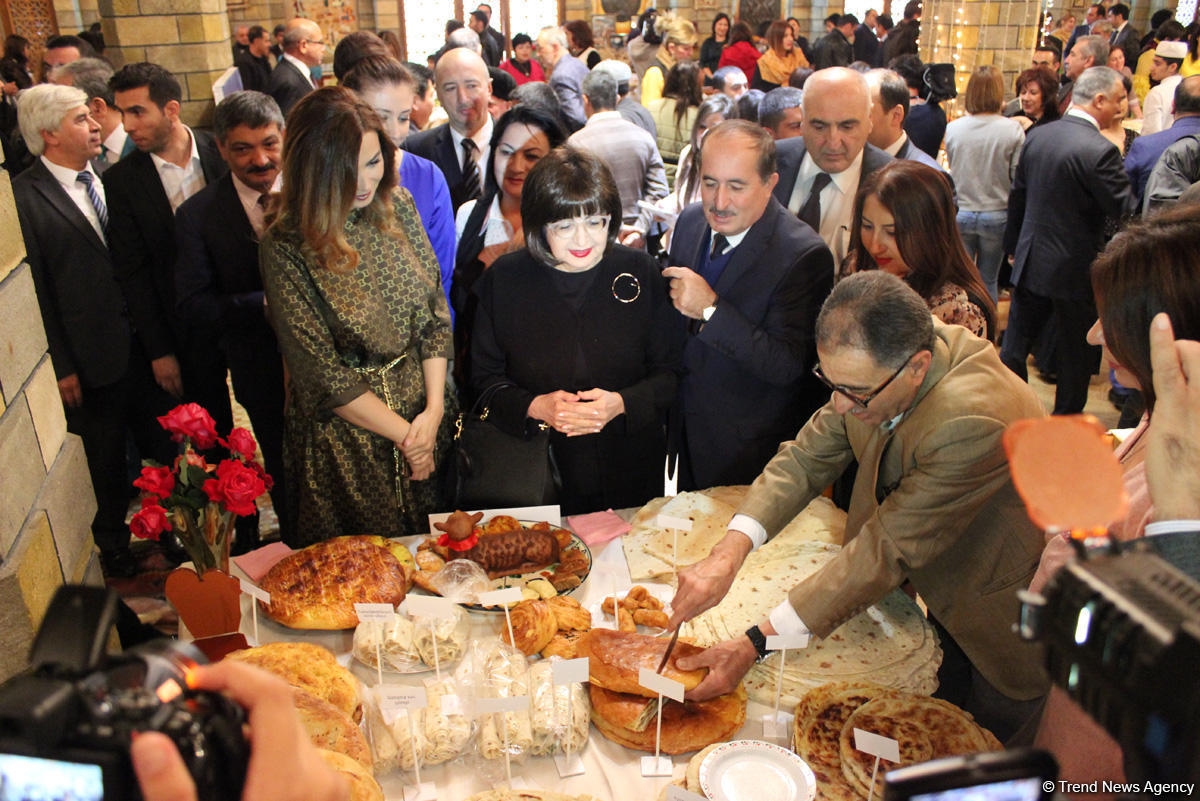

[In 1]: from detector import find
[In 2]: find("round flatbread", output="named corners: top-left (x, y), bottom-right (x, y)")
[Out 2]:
top-left (576, 629), bottom-right (707, 697)
top-left (589, 683), bottom-right (747, 754)
top-left (317, 749), bottom-right (383, 801)
top-left (225, 642), bottom-right (362, 722)
top-left (793, 682), bottom-right (896, 801)
top-left (292, 689), bottom-right (372, 771)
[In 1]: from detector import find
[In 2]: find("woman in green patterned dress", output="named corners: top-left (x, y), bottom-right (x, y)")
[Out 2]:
top-left (260, 86), bottom-right (454, 545)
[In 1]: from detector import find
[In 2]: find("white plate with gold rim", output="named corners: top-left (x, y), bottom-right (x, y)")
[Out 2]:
top-left (699, 739), bottom-right (817, 801)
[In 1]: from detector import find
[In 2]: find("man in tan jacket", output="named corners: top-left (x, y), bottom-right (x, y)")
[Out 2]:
top-left (670, 271), bottom-right (1049, 742)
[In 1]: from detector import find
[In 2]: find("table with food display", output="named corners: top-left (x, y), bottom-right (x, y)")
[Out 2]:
top-left (204, 487), bottom-right (1008, 801)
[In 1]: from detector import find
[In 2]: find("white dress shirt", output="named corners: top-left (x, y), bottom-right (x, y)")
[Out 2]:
top-left (282, 52), bottom-right (315, 88)
top-left (101, 126), bottom-right (129, 163)
top-left (787, 149), bottom-right (864, 266)
top-left (449, 116), bottom-right (494, 181)
top-left (41, 155), bottom-right (106, 243)
top-left (150, 126), bottom-right (206, 212)
top-left (232, 173), bottom-right (281, 238)
top-left (1065, 106), bottom-right (1101, 129)
top-left (1141, 74), bottom-right (1182, 136)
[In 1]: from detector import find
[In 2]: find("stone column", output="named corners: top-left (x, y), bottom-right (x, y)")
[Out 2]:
top-left (99, 0), bottom-right (232, 127)
top-left (921, 0), bottom-right (1044, 102)
top-left (0, 141), bottom-right (104, 683)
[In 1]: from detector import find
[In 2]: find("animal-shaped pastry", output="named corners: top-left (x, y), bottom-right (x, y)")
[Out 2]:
top-left (433, 510), bottom-right (561, 579)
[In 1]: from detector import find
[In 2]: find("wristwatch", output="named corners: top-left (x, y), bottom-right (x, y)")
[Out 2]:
top-left (701, 301), bottom-right (718, 322)
top-left (745, 624), bottom-right (770, 662)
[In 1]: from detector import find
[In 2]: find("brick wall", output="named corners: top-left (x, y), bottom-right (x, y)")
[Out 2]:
top-left (0, 141), bottom-right (104, 683)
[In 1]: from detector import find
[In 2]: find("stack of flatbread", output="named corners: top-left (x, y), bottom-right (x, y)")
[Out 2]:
top-left (631, 489), bottom-right (940, 704)
top-left (793, 682), bottom-right (1002, 801)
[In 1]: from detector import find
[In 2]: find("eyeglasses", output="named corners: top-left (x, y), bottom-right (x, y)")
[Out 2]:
top-left (305, 38), bottom-right (326, 46)
top-left (812, 354), bottom-right (914, 410)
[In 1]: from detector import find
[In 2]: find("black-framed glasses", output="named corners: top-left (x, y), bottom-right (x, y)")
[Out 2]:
top-left (812, 354), bottom-right (914, 410)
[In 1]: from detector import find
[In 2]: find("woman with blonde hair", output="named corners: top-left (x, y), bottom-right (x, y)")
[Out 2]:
top-left (754, 20), bottom-right (808, 90)
top-left (260, 86), bottom-right (455, 544)
top-left (640, 14), bottom-right (698, 105)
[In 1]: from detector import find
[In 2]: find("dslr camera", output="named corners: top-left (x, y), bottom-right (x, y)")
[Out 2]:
top-left (0, 586), bottom-right (248, 800)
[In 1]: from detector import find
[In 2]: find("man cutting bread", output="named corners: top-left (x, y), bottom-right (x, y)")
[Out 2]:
top-left (669, 272), bottom-right (1050, 744)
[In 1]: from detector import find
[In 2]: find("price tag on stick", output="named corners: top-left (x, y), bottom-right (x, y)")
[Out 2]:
top-left (657, 514), bottom-right (693, 575)
top-left (665, 787), bottom-right (709, 801)
top-left (405, 594), bottom-right (456, 619)
top-left (854, 728), bottom-right (900, 801)
top-left (476, 696), bottom-right (530, 786)
top-left (763, 632), bottom-right (810, 736)
top-left (478, 588), bottom-right (522, 647)
top-left (238, 579), bottom-right (269, 645)
top-left (552, 658), bottom-right (589, 777)
top-left (638, 669), bottom-right (683, 777)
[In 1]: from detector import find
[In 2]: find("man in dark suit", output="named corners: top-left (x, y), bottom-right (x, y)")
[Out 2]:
top-left (404, 47), bottom-right (493, 211)
top-left (234, 25), bottom-right (273, 93)
top-left (663, 120), bottom-right (834, 490)
top-left (49, 57), bottom-right (136, 175)
top-left (864, 68), bottom-right (944, 170)
top-left (1064, 3), bottom-right (1103, 63)
top-left (104, 62), bottom-right (230, 434)
top-left (175, 91), bottom-right (288, 549)
top-left (853, 9), bottom-right (880, 66)
top-left (773, 67), bottom-right (892, 266)
top-left (1058, 35), bottom-right (1109, 115)
top-left (1106, 3), bottom-right (1140, 76)
top-left (1001, 66), bottom-right (1137, 415)
top-left (267, 17), bottom-right (324, 116)
top-left (813, 14), bottom-right (857, 70)
top-left (468, 11), bottom-right (501, 67)
top-left (12, 84), bottom-right (176, 578)
top-left (475, 4), bottom-right (507, 65)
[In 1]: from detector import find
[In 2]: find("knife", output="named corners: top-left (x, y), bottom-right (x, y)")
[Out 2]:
top-left (656, 624), bottom-right (681, 674)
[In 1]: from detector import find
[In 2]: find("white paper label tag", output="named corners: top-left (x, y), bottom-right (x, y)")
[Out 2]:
top-left (403, 781), bottom-right (437, 801)
top-left (640, 755), bottom-right (673, 776)
top-left (656, 514), bottom-right (694, 531)
top-left (854, 728), bottom-right (901, 763)
top-left (666, 786), bottom-right (709, 801)
top-left (354, 602), bottom-right (394, 623)
top-left (496, 777), bottom-right (532, 791)
top-left (478, 587), bottom-right (523, 606)
top-left (766, 633), bottom-right (810, 651)
top-left (404, 594), bottom-right (456, 619)
top-left (377, 686), bottom-right (428, 724)
top-left (638, 668), bottom-right (685, 703)
top-left (554, 751), bottom-right (585, 777)
top-left (439, 694), bottom-right (464, 717)
top-left (475, 695), bottom-right (530, 714)
top-left (761, 711), bottom-right (794, 740)
top-left (551, 657), bottom-right (589, 685)
top-left (238, 579), bottom-right (270, 605)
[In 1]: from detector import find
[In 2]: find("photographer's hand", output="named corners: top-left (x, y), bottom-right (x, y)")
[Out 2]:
top-left (131, 661), bottom-right (349, 801)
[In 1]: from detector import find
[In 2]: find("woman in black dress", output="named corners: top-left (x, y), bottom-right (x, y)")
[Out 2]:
top-left (470, 148), bottom-right (680, 514)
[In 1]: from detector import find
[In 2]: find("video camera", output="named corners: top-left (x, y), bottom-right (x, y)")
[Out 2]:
top-left (0, 586), bottom-right (248, 800)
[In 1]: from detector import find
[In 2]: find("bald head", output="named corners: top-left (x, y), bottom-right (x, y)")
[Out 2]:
top-left (283, 18), bottom-right (325, 66)
top-left (801, 68), bottom-right (873, 173)
top-left (434, 47), bottom-right (491, 135)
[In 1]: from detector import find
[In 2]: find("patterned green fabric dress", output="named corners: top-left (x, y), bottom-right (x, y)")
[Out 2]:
top-left (260, 189), bottom-right (455, 546)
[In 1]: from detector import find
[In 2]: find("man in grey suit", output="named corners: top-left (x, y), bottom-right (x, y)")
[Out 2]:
top-left (568, 70), bottom-right (668, 249)
top-left (663, 121), bottom-right (834, 490)
top-left (13, 84), bottom-right (175, 578)
top-left (772, 67), bottom-right (892, 265)
top-left (864, 68), bottom-right (943, 169)
top-left (1001, 67), bottom-right (1137, 415)
top-left (535, 26), bottom-right (589, 131)
top-left (267, 17), bottom-right (324, 116)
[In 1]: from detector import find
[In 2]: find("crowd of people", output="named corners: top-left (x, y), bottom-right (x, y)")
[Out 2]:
top-left (6, 2), bottom-right (1200, 791)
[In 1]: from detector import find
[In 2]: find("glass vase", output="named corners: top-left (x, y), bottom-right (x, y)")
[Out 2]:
top-left (170, 505), bottom-right (234, 576)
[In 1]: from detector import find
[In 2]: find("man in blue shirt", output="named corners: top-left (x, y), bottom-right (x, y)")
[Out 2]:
top-left (1126, 75), bottom-right (1200, 205)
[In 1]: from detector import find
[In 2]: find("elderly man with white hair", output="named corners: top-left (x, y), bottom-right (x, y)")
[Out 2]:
top-left (772, 66), bottom-right (892, 264)
top-left (535, 25), bottom-right (589, 130)
top-left (12, 84), bottom-right (177, 578)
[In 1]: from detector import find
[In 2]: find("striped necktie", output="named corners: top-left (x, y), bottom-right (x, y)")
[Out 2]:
top-left (76, 170), bottom-right (109, 232)
top-left (461, 138), bottom-right (482, 201)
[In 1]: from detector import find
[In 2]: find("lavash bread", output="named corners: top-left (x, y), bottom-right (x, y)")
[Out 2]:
top-left (624, 490), bottom-right (745, 582)
top-left (292, 689), bottom-right (372, 770)
top-left (575, 629), bottom-right (707, 696)
top-left (260, 536), bottom-right (412, 629)
top-left (421, 677), bottom-right (473, 764)
top-left (501, 599), bottom-right (558, 655)
top-left (225, 642), bottom-right (362, 722)
top-left (456, 640), bottom-right (533, 759)
top-left (352, 613), bottom-right (422, 672)
top-left (528, 659), bottom-right (589, 756)
top-left (316, 749), bottom-right (384, 801)
top-left (589, 683), bottom-right (747, 754)
top-left (366, 677), bottom-right (473, 771)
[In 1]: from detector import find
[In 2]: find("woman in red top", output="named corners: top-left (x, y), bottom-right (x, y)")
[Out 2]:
top-left (717, 21), bottom-right (761, 78)
top-left (499, 33), bottom-right (545, 86)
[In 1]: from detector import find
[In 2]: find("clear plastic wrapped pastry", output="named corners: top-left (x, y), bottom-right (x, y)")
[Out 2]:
top-left (528, 659), bottom-right (589, 756)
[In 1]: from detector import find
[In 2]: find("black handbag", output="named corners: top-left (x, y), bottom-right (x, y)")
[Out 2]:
top-left (451, 382), bottom-right (561, 509)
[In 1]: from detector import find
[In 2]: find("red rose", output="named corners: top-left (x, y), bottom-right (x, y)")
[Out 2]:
top-left (157, 403), bottom-right (218, 450)
top-left (223, 427), bottom-right (258, 460)
top-left (130, 503), bottom-right (172, 540)
top-left (132, 465), bottom-right (175, 498)
top-left (247, 458), bottom-right (274, 491)
top-left (203, 459), bottom-right (266, 516)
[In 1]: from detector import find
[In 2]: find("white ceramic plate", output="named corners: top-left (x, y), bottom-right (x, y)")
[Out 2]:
top-left (699, 739), bottom-right (817, 801)
top-left (587, 582), bottom-right (674, 633)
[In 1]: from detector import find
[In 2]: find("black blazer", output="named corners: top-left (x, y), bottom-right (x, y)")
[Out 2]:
top-left (235, 52), bottom-right (271, 93)
top-left (470, 246), bottom-right (680, 511)
top-left (13, 160), bottom-right (131, 387)
top-left (267, 57), bottom-right (313, 117)
top-left (174, 173), bottom-right (275, 351)
top-left (103, 129), bottom-right (226, 359)
top-left (1005, 115), bottom-right (1135, 301)
top-left (1110, 25), bottom-right (1140, 75)
top-left (773, 138), bottom-right (893, 215)
top-left (668, 198), bottom-right (834, 489)
top-left (404, 124), bottom-right (473, 211)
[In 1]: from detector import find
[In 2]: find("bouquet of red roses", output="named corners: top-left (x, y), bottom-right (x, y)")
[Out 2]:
top-left (129, 403), bottom-right (272, 573)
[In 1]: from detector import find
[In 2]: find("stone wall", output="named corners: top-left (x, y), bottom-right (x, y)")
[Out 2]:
top-left (0, 141), bottom-right (104, 683)
top-left (921, 0), bottom-right (1043, 107)
top-left (98, 0), bottom-right (232, 126)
